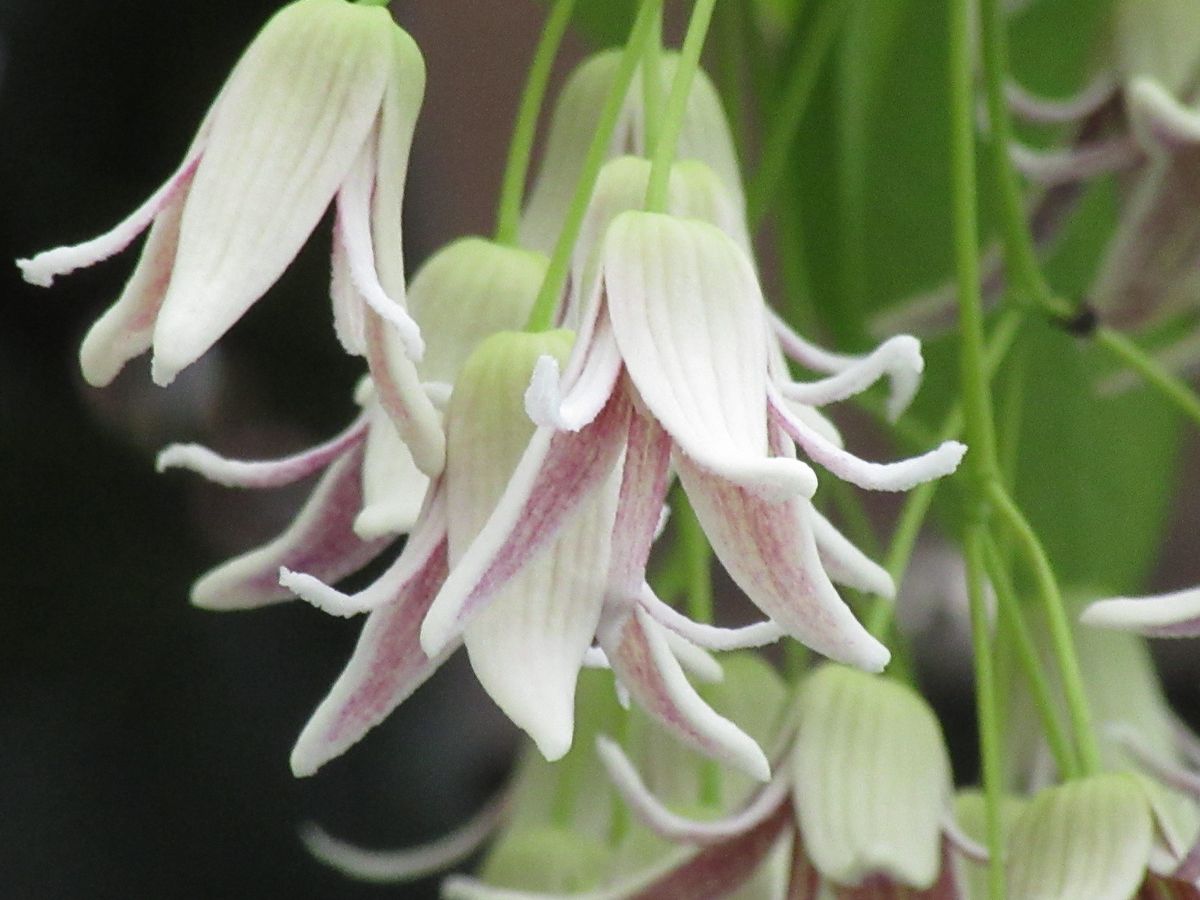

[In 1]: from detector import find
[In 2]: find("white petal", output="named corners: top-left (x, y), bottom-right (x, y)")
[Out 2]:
top-left (602, 606), bottom-right (771, 782)
top-left (464, 463), bottom-right (619, 761)
top-left (1081, 587), bottom-right (1200, 637)
top-left (289, 539), bottom-right (454, 777)
top-left (605, 212), bottom-right (815, 502)
top-left (301, 793), bottom-right (506, 883)
top-left (639, 585), bottom-right (784, 651)
top-left (596, 736), bottom-right (789, 845)
top-left (329, 224), bottom-right (365, 355)
top-left (777, 334), bottom-right (925, 423)
top-left (191, 443), bottom-right (388, 610)
top-left (18, 153), bottom-right (202, 288)
top-left (1128, 76), bottom-right (1200, 153)
top-left (1004, 74), bottom-right (1118, 125)
top-left (810, 508), bottom-right (895, 598)
top-left (156, 415), bottom-right (368, 489)
top-left (661, 629), bottom-right (724, 685)
top-left (676, 452), bottom-right (889, 672)
top-left (525, 313), bottom-right (623, 432)
top-left (770, 389), bottom-right (966, 491)
top-left (150, 0), bottom-right (395, 384)
top-left (608, 404), bottom-right (673, 599)
top-left (354, 399), bottom-right (429, 538)
top-left (77, 180), bottom-right (191, 387)
top-left (1008, 135), bottom-right (1143, 187)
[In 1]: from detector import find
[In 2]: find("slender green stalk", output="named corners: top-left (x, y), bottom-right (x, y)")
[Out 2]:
top-left (644, 0), bottom-right (719, 212)
top-left (524, 0), bottom-right (663, 332)
top-left (836, 1), bottom-right (870, 322)
top-left (1095, 327), bottom-right (1200, 430)
top-left (988, 482), bottom-right (1101, 775)
top-left (495, 0), bottom-right (577, 246)
top-left (676, 491), bottom-right (714, 626)
top-left (642, 10), bottom-right (663, 156)
top-left (748, 0), bottom-right (854, 228)
top-left (982, 535), bottom-right (1078, 779)
top-left (964, 525), bottom-right (1007, 900)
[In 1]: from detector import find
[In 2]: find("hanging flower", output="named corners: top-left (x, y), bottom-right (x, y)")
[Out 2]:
top-left (18, 0), bottom-right (426, 393)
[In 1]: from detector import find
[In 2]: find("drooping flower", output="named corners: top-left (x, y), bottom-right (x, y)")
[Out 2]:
top-left (156, 237), bottom-right (547, 608)
top-left (18, 0), bottom-right (426, 393)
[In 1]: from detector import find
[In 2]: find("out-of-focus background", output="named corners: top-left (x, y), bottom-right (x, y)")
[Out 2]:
top-left (4, 0), bottom-right (1200, 897)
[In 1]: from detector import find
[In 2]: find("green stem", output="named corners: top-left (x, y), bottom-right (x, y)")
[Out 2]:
top-left (644, 0), bottom-right (719, 213)
top-left (987, 482), bottom-right (1100, 775)
top-left (1095, 327), bottom-right (1200, 430)
top-left (836, 1), bottom-right (869, 322)
top-left (948, 0), bottom-right (999, 484)
top-left (524, 0), bottom-right (663, 332)
top-left (982, 534), bottom-right (1078, 779)
top-left (641, 10), bottom-right (663, 156)
top-left (964, 525), bottom-right (1007, 900)
top-left (495, 0), bottom-right (577, 246)
top-left (748, 0), bottom-right (854, 228)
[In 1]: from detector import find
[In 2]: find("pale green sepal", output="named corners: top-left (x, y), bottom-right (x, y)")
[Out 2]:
top-left (152, 0), bottom-right (399, 383)
top-left (407, 239), bottom-right (549, 386)
top-left (953, 790), bottom-right (1026, 900)
top-left (1115, 0), bottom-right (1200, 95)
top-left (1006, 773), bottom-right (1154, 900)
top-left (791, 664), bottom-right (951, 890)
top-left (479, 827), bottom-right (610, 893)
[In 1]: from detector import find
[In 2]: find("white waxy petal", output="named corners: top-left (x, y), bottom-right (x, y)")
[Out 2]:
top-left (601, 606), bottom-right (771, 782)
top-left (150, 0), bottom-right (399, 385)
top-left (1004, 74), bottom-right (1118, 125)
top-left (289, 537), bottom-right (454, 777)
top-left (660, 628), bottom-right (724, 685)
top-left (1008, 136), bottom-right (1144, 186)
top-left (1128, 76), bottom-right (1200, 154)
top-left (638, 586), bottom-right (784, 651)
top-left (596, 736), bottom-right (790, 845)
top-left (354, 398), bottom-right (429, 539)
top-left (301, 793), bottom-right (507, 883)
top-left (605, 211), bottom-right (816, 502)
top-left (676, 452), bottom-right (889, 672)
top-left (1081, 587), bottom-right (1200, 637)
top-left (770, 390), bottom-right (967, 492)
top-left (77, 182), bottom-right (191, 387)
top-left (1005, 774), bottom-right (1154, 900)
top-left (525, 312), bottom-right (623, 432)
top-left (329, 222), bottom-right (366, 355)
top-left (791, 665), bottom-right (951, 890)
top-left (810, 509), bottom-right (896, 599)
top-left (608, 405), bottom-right (673, 600)
top-left (155, 415), bottom-right (368, 489)
top-left (191, 443), bottom-right (389, 610)
top-left (18, 153), bottom-right (202, 289)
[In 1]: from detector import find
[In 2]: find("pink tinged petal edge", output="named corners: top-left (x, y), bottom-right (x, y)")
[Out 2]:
top-left (768, 310), bottom-right (923, 422)
top-left (191, 443), bottom-right (389, 610)
top-left (18, 153), bottom-right (203, 288)
top-left (281, 483), bottom-right (446, 619)
top-left (675, 452), bottom-right (890, 673)
top-left (605, 212), bottom-right (816, 503)
top-left (1008, 134), bottom-right (1144, 186)
top-left (601, 606), bottom-right (771, 782)
top-left (1080, 587), bottom-right (1200, 637)
top-left (1128, 77), bottom-right (1200, 153)
top-left (300, 792), bottom-right (507, 884)
top-left (769, 390), bottom-right (967, 492)
top-left (76, 174), bottom-right (195, 387)
top-left (639, 585), bottom-right (785, 651)
top-left (156, 414), bottom-right (369, 489)
top-left (810, 509), bottom-right (896, 599)
top-left (441, 804), bottom-right (793, 900)
top-left (608, 404), bottom-right (673, 599)
top-left (363, 305), bottom-right (446, 478)
top-left (289, 539), bottom-right (454, 778)
top-left (420, 387), bottom-right (632, 656)
top-left (462, 465), bottom-right (619, 762)
top-left (596, 735), bottom-right (790, 845)
top-left (1004, 73), bottom-right (1118, 125)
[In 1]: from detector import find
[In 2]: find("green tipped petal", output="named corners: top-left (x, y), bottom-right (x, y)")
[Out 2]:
top-left (791, 664), bottom-right (951, 889)
top-left (1007, 773), bottom-right (1154, 900)
top-left (953, 790), bottom-right (1026, 900)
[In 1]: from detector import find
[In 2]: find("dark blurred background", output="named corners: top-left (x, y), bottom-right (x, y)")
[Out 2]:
top-left (0, 1), bottom-right (587, 896)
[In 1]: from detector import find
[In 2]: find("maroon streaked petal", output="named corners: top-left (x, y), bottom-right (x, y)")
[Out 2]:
top-left (289, 538), bottom-right (453, 777)
top-left (608, 402), bottom-right (673, 599)
top-left (156, 414), bottom-right (369, 489)
top-left (675, 452), bottom-right (889, 672)
top-left (420, 387), bottom-right (631, 655)
top-left (191, 443), bottom-right (390, 610)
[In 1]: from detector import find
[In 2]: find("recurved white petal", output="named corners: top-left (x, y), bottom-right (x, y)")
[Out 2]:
top-left (1128, 76), bottom-right (1200, 153)
top-left (605, 211), bottom-right (815, 502)
top-left (638, 586), bottom-right (784, 651)
top-left (330, 224), bottom-right (366, 355)
top-left (675, 452), bottom-right (888, 672)
top-left (156, 415), bottom-right (368, 489)
top-left (289, 537), bottom-right (453, 777)
top-left (1004, 74), bottom-right (1119, 125)
top-left (1005, 774), bottom-right (1154, 900)
top-left (191, 443), bottom-right (388, 610)
top-left (354, 398), bottom-right (429, 538)
top-left (810, 508), bottom-right (895, 599)
top-left (150, 0), bottom-right (398, 385)
top-left (791, 665), bottom-right (951, 890)
top-left (1081, 587), bottom-right (1200, 637)
top-left (601, 606), bottom-right (771, 782)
